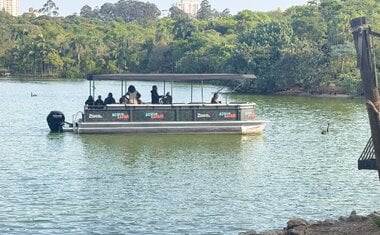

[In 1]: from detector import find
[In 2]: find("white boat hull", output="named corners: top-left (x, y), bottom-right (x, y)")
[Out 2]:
top-left (74, 120), bottom-right (267, 135)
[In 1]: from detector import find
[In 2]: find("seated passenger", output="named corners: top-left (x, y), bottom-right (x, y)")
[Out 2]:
top-left (85, 95), bottom-right (94, 106)
top-left (162, 92), bottom-right (172, 104)
top-left (94, 95), bottom-right (104, 106)
top-left (104, 92), bottom-right (116, 105)
top-left (119, 95), bottom-right (128, 104)
top-left (151, 85), bottom-right (163, 104)
top-left (126, 85), bottom-right (142, 104)
top-left (211, 93), bottom-right (221, 104)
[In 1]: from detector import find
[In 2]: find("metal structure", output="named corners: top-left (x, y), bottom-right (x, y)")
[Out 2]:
top-left (351, 17), bottom-right (380, 178)
top-left (358, 137), bottom-right (376, 170)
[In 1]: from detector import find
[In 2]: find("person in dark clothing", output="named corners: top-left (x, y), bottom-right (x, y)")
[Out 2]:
top-left (85, 95), bottom-right (94, 106)
top-left (119, 95), bottom-right (128, 104)
top-left (151, 85), bottom-right (163, 104)
top-left (211, 93), bottom-right (221, 104)
top-left (94, 95), bottom-right (104, 106)
top-left (104, 92), bottom-right (116, 105)
top-left (162, 92), bottom-right (172, 104)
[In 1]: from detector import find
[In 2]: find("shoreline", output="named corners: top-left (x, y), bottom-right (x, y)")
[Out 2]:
top-left (240, 211), bottom-right (380, 235)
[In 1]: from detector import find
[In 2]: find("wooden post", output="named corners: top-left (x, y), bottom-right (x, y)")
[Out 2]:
top-left (351, 17), bottom-right (380, 179)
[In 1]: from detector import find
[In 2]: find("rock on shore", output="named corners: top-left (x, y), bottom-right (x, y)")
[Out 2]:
top-left (240, 211), bottom-right (380, 235)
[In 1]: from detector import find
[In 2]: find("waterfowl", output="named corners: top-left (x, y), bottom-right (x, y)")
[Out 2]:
top-left (321, 123), bottom-right (330, 135)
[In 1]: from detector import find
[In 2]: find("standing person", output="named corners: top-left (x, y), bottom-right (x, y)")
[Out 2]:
top-left (94, 95), bottom-right (104, 106)
top-left (104, 92), bottom-right (116, 105)
top-left (126, 85), bottom-right (142, 104)
top-left (85, 95), bottom-right (94, 106)
top-left (151, 85), bottom-right (163, 104)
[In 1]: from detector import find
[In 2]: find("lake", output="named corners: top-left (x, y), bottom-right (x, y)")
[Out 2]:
top-left (0, 78), bottom-right (379, 234)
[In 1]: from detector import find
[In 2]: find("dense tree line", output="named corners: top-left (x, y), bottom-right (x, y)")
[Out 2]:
top-left (0, 0), bottom-right (379, 95)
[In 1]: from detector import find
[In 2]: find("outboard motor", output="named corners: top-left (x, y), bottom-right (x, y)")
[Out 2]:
top-left (47, 111), bottom-right (65, 132)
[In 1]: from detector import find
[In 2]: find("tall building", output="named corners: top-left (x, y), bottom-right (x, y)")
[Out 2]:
top-left (1, 0), bottom-right (20, 16)
top-left (175, 0), bottom-right (200, 17)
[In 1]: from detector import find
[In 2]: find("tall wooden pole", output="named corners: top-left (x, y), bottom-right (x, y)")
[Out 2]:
top-left (351, 17), bottom-right (380, 179)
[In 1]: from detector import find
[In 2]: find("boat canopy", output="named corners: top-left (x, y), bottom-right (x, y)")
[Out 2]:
top-left (88, 73), bottom-right (256, 82)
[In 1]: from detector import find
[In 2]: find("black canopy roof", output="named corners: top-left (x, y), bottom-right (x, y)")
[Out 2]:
top-left (88, 73), bottom-right (256, 82)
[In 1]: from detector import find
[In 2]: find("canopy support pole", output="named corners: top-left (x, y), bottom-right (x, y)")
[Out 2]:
top-left (121, 81), bottom-right (124, 97)
top-left (201, 80), bottom-right (204, 104)
top-left (191, 82), bottom-right (193, 103)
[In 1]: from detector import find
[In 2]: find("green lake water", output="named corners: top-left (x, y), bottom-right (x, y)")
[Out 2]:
top-left (0, 79), bottom-right (379, 234)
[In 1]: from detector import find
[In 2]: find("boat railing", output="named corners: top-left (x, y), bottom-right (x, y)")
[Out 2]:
top-left (85, 102), bottom-right (255, 110)
top-left (72, 111), bottom-right (84, 128)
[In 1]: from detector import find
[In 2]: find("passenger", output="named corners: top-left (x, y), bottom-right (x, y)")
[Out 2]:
top-left (126, 85), bottom-right (142, 104)
top-left (162, 92), bottom-right (172, 104)
top-left (85, 95), bottom-right (94, 106)
top-left (119, 95), bottom-right (128, 104)
top-left (104, 92), bottom-right (116, 105)
top-left (151, 85), bottom-right (163, 104)
top-left (94, 95), bottom-right (104, 106)
top-left (211, 93), bottom-right (221, 104)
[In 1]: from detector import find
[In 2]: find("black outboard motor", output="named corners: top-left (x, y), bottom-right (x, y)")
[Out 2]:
top-left (47, 111), bottom-right (65, 132)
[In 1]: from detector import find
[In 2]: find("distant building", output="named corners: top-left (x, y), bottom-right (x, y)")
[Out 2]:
top-left (0, 0), bottom-right (20, 16)
top-left (175, 0), bottom-right (200, 17)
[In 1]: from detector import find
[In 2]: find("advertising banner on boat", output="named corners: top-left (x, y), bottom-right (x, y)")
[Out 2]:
top-left (194, 109), bottom-right (238, 121)
top-left (133, 110), bottom-right (176, 122)
top-left (84, 105), bottom-right (254, 122)
top-left (85, 110), bottom-right (131, 122)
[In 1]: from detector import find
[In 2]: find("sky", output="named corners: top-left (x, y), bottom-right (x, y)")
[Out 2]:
top-left (22, 0), bottom-right (309, 16)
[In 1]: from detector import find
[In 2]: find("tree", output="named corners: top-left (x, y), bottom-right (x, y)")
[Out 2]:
top-left (98, 3), bottom-right (115, 21)
top-left (115, 0), bottom-right (161, 25)
top-left (96, 0), bottom-right (161, 25)
top-left (233, 10), bottom-right (271, 32)
top-left (80, 5), bottom-right (97, 19)
top-left (39, 0), bottom-right (59, 17)
top-left (285, 3), bottom-right (327, 43)
top-left (220, 9), bottom-right (231, 17)
top-left (197, 0), bottom-right (212, 20)
top-left (169, 6), bottom-right (188, 19)
top-left (173, 17), bottom-right (197, 40)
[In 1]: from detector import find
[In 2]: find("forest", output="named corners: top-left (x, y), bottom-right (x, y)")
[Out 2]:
top-left (0, 0), bottom-right (379, 95)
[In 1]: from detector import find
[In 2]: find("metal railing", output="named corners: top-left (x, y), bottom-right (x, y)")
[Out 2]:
top-left (358, 137), bottom-right (377, 170)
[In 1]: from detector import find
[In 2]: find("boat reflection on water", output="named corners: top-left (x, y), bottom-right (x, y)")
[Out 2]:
top-left (79, 134), bottom-right (264, 167)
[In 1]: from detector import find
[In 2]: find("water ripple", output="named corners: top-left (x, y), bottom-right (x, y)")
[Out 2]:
top-left (0, 80), bottom-right (379, 234)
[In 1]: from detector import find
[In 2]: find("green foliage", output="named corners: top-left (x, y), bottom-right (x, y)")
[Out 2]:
top-left (0, 0), bottom-right (379, 94)
top-left (80, 0), bottom-right (160, 25)
top-left (172, 17), bottom-right (197, 40)
top-left (336, 72), bottom-right (362, 96)
top-left (60, 67), bottom-right (81, 79)
top-left (169, 6), bottom-right (188, 20)
top-left (39, 0), bottom-right (59, 17)
top-left (197, 0), bottom-right (213, 20)
top-left (372, 215), bottom-right (380, 227)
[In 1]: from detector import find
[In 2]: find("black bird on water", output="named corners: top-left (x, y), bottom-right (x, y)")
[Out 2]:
top-left (321, 123), bottom-right (330, 135)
